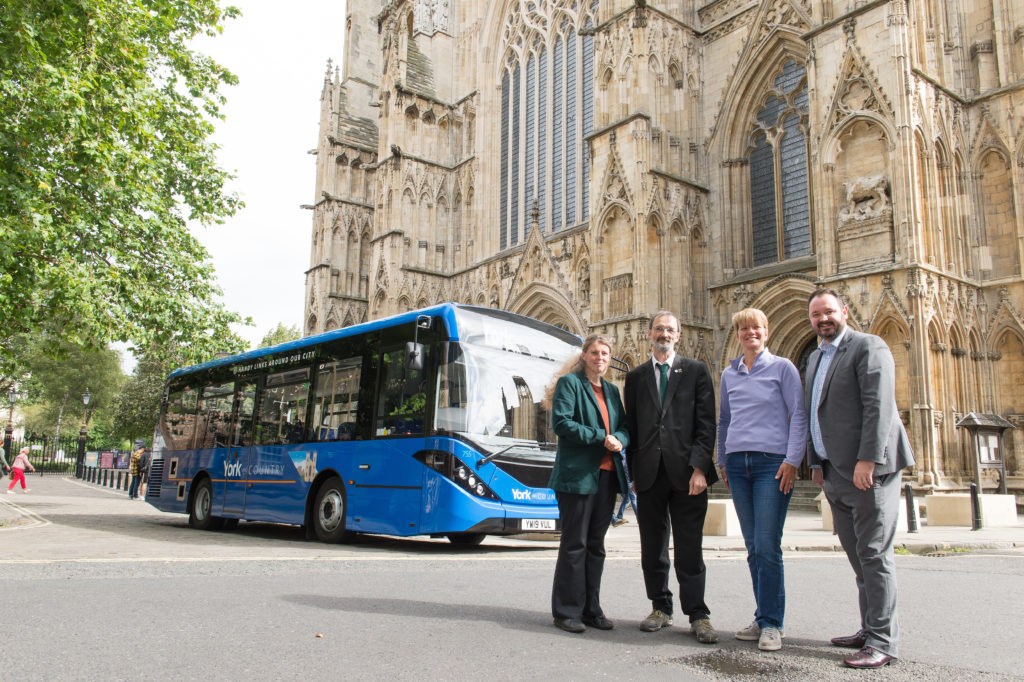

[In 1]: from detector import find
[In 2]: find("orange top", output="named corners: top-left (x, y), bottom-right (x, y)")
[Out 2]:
top-left (590, 382), bottom-right (615, 471)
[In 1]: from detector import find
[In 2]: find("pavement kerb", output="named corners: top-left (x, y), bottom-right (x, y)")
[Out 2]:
top-left (3, 477), bottom-right (1023, 556)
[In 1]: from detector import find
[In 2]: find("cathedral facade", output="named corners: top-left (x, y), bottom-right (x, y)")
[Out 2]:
top-left (303, 0), bottom-right (1024, 501)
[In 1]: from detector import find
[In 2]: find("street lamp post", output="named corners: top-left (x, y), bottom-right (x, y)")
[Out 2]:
top-left (4, 387), bottom-right (18, 466)
top-left (76, 388), bottom-right (91, 479)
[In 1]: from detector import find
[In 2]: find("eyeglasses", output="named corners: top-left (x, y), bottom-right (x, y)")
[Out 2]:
top-left (653, 326), bottom-right (678, 334)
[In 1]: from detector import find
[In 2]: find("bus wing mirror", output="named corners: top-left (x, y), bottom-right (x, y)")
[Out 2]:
top-left (406, 341), bottom-right (424, 372)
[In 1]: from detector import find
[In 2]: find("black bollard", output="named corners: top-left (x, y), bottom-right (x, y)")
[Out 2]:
top-left (117, 471), bottom-right (123, 489)
top-left (904, 483), bottom-right (918, 533)
top-left (970, 482), bottom-right (983, 531)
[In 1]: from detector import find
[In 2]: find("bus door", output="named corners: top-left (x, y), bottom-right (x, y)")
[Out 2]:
top-left (349, 345), bottom-right (430, 535)
top-left (222, 381), bottom-right (256, 514)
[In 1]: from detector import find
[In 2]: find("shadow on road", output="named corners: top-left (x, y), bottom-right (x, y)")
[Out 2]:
top-left (35, 508), bottom-right (557, 555)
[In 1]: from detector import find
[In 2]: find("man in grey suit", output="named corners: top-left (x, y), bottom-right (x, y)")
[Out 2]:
top-left (804, 288), bottom-right (915, 669)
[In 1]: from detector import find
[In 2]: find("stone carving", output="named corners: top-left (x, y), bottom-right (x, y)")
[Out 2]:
top-left (414, 0), bottom-right (450, 36)
top-left (838, 174), bottom-right (891, 226)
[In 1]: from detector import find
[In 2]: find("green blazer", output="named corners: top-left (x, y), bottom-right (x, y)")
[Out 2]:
top-left (548, 371), bottom-right (630, 495)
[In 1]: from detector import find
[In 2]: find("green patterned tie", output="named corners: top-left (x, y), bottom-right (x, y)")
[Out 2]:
top-left (659, 363), bottom-right (669, 404)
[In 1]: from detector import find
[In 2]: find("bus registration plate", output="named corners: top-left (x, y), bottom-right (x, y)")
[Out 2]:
top-left (522, 518), bottom-right (556, 531)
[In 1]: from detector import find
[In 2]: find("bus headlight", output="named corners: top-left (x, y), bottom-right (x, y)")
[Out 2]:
top-left (415, 450), bottom-right (499, 500)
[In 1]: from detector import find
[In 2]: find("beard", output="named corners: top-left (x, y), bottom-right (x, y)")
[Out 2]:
top-left (815, 321), bottom-right (843, 341)
top-left (653, 339), bottom-right (675, 354)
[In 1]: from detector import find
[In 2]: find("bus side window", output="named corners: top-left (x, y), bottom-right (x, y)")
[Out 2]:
top-left (163, 386), bottom-right (199, 449)
top-left (375, 346), bottom-right (429, 437)
top-left (232, 382), bottom-right (257, 447)
top-left (311, 356), bottom-right (361, 441)
top-left (257, 368), bottom-right (311, 446)
top-left (196, 383), bottom-right (235, 449)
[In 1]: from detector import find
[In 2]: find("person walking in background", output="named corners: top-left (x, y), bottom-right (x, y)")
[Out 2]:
top-left (624, 311), bottom-right (719, 644)
top-left (717, 308), bottom-right (807, 652)
top-left (1, 443), bottom-right (10, 478)
top-left (610, 451), bottom-right (637, 527)
top-left (547, 334), bottom-right (630, 634)
top-left (138, 447), bottom-right (151, 498)
top-left (128, 443), bottom-right (144, 500)
top-left (804, 288), bottom-right (915, 669)
top-left (7, 446), bottom-right (35, 493)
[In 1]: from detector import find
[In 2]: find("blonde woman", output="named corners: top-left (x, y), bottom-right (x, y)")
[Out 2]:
top-left (547, 334), bottom-right (630, 634)
top-left (717, 308), bottom-right (807, 651)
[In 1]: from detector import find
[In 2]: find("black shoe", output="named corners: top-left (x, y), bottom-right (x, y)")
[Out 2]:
top-left (553, 617), bottom-right (586, 633)
top-left (582, 615), bottom-right (614, 630)
top-left (830, 632), bottom-right (867, 648)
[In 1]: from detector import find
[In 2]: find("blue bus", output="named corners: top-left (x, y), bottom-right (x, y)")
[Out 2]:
top-left (146, 304), bottom-right (581, 544)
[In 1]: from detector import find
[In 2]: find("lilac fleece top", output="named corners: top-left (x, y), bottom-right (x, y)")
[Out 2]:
top-left (717, 348), bottom-right (808, 467)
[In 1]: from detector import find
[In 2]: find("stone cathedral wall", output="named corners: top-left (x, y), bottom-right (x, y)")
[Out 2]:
top-left (304, 0), bottom-right (1024, 502)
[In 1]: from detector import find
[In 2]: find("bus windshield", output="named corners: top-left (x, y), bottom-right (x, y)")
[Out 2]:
top-left (435, 307), bottom-right (580, 452)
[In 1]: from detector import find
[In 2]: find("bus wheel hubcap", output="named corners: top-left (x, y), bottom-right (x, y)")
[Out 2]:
top-left (320, 491), bottom-right (343, 531)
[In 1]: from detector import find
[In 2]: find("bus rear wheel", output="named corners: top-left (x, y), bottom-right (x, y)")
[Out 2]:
top-left (446, 533), bottom-right (486, 546)
top-left (313, 477), bottom-right (352, 543)
top-left (189, 478), bottom-right (218, 531)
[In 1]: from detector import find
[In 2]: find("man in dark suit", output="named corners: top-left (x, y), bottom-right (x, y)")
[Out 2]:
top-left (805, 288), bottom-right (915, 669)
top-left (624, 311), bottom-right (718, 644)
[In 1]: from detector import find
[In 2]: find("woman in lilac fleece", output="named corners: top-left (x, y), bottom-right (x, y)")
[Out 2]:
top-left (717, 308), bottom-right (807, 652)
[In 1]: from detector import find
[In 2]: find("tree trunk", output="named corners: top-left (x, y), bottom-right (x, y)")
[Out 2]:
top-left (53, 392), bottom-right (68, 459)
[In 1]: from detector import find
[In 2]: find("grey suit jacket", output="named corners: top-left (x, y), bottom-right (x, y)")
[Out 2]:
top-left (803, 329), bottom-right (915, 481)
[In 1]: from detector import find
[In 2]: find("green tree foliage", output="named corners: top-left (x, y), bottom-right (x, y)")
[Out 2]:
top-left (0, 0), bottom-right (249, 373)
top-left (20, 337), bottom-right (124, 441)
top-left (111, 345), bottom-right (185, 442)
top-left (257, 323), bottom-right (302, 349)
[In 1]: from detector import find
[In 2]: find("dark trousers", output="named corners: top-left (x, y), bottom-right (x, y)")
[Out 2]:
top-left (823, 461), bottom-right (902, 657)
top-left (551, 469), bottom-right (617, 620)
top-left (636, 462), bottom-right (710, 621)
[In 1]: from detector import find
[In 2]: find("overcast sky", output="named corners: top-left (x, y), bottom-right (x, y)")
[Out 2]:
top-left (191, 1), bottom-right (349, 349)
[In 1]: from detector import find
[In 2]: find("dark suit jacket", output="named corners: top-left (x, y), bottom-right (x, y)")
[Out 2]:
top-left (548, 371), bottom-right (630, 495)
top-left (624, 356), bottom-right (717, 493)
top-left (804, 329), bottom-right (915, 481)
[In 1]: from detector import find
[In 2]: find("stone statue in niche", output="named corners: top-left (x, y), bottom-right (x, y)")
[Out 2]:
top-left (579, 267), bottom-right (591, 306)
top-left (838, 174), bottom-right (891, 226)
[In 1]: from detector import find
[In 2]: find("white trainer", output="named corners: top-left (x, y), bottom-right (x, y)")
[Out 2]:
top-left (735, 621), bottom-right (760, 641)
top-left (759, 626), bottom-right (783, 651)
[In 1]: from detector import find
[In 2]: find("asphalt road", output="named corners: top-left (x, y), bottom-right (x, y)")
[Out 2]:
top-left (2, 478), bottom-right (1022, 681)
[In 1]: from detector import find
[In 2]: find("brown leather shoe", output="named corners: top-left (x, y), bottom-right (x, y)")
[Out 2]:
top-left (830, 632), bottom-right (867, 648)
top-left (844, 647), bottom-right (895, 668)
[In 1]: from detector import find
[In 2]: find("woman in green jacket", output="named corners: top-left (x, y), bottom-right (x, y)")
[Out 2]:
top-left (547, 333), bottom-right (630, 634)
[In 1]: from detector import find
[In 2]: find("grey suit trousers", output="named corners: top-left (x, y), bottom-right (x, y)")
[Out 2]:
top-left (822, 462), bottom-right (902, 657)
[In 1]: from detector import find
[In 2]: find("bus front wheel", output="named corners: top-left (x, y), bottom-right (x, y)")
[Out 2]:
top-left (446, 533), bottom-right (486, 546)
top-left (313, 478), bottom-right (352, 543)
top-left (189, 479), bottom-right (219, 531)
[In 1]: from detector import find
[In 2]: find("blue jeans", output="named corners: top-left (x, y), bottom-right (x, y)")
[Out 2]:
top-left (725, 452), bottom-right (792, 629)
top-left (129, 474), bottom-right (142, 499)
top-left (612, 486), bottom-right (637, 521)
